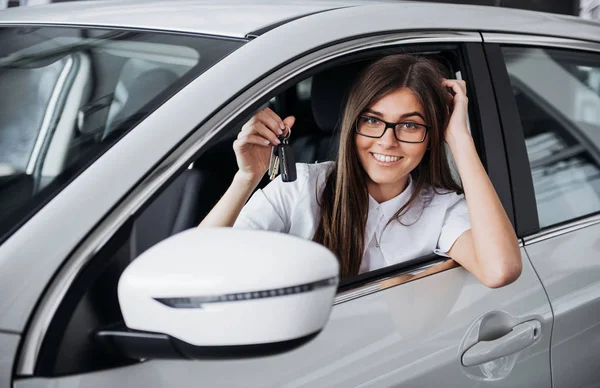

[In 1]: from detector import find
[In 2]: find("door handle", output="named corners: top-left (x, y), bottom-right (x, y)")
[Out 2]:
top-left (461, 320), bottom-right (541, 367)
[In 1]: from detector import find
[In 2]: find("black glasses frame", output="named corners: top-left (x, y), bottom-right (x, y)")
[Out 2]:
top-left (355, 115), bottom-right (430, 143)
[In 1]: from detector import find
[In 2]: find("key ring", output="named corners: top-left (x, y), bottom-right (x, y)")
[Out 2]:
top-left (282, 126), bottom-right (291, 140)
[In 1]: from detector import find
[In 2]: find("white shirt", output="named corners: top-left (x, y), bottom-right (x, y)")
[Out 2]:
top-left (234, 162), bottom-right (470, 273)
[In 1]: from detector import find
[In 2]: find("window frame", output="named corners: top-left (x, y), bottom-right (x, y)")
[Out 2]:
top-left (18, 31), bottom-right (514, 376)
top-left (483, 34), bottom-right (600, 242)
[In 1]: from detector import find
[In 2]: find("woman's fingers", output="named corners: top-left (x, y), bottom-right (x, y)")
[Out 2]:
top-left (249, 122), bottom-right (281, 145)
top-left (282, 115), bottom-right (296, 136)
top-left (442, 81), bottom-right (468, 108)
top-left (442, 79), bottom-right (467, 98)
top-left (238, 122), bottom-right (279, 146)
top-left (235, 133), bottom-right (272, 147)
top-left (259, 107), bottom-right (286, 136)
top-left (238, 109), bottom-right (292, 150)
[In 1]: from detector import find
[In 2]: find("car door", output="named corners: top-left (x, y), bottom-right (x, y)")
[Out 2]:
top-left (11, 14), bottom-right (552, 388)
top-left (483, 34), bottom-right (600, 388)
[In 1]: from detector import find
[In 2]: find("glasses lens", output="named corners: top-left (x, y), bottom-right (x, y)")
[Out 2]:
top-left (395, 123), bottom-right (426, 143)
top-left (357, 116), bottom-right (384, 137)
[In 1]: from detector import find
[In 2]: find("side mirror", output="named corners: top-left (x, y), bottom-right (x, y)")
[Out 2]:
top-left (97, 228), bottom-right (339, 360)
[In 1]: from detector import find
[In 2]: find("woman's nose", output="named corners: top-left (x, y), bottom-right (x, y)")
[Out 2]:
top-left (377, 127), bottom-right (399, 148)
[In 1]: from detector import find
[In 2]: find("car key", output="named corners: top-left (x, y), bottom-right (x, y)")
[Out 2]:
top-left (278, 135), bottom-right (296, 182)
top-left (268, 144), bottom-right (280, 181)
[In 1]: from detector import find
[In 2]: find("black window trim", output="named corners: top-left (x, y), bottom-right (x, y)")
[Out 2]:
top-left (483, 42), bottom-right (539, 237)
top-left (18, 30), bottom-right (511, 376)
top-left (483, 33), bottom-right (600, 240)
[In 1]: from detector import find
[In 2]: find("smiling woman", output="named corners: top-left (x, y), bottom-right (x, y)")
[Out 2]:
top-left (200, 54), bottom-right (521, 287)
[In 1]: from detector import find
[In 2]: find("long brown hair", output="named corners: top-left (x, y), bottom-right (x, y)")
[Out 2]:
top-left (313, 54), bottom-right (463, 277)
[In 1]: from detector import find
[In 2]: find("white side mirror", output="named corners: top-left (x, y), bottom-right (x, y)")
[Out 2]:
top-left (110, 228), bottom-right (339, 359)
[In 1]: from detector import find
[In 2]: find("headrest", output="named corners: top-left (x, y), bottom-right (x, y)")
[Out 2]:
top-left (102, 68), bottom-right (179, 139)
top-left (311, 61), bottom-right (369, 133)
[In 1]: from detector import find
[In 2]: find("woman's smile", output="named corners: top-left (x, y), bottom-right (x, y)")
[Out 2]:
top-left (370, 152), bottom-right (404, 166)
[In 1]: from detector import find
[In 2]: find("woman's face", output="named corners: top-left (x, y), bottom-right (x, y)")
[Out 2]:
top-left (355, 87), bottom-right (429, 202)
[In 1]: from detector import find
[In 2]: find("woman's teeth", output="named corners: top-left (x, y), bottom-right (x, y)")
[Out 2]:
top-left (372, 153), bottom-right (401, 163)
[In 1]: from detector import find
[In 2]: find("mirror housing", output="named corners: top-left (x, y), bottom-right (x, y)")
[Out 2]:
top-left (106, 228), bottom-right (339, 360)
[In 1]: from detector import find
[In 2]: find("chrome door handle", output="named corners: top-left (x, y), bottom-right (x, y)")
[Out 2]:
top-left (461, 320), bottom-right (541, 367)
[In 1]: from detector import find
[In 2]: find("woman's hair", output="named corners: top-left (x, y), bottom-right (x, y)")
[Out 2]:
top-left (313, 54), bottom-right (463, 277)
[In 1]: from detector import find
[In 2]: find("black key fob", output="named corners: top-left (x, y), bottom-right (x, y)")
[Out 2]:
top-left (278, 140), bottom-right (296, 182)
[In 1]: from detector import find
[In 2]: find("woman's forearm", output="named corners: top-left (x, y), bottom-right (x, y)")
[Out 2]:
top-left (199, 172), bottom-right (260, 227)
top-left (448, 132), bottom-right (522, 284)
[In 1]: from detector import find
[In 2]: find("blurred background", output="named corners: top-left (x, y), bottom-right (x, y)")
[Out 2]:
top-left (0, 0), bottom-right (599, 20)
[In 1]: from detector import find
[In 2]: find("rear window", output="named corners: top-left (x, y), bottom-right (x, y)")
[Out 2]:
top-left (0, 26), bottom-right (243, 242)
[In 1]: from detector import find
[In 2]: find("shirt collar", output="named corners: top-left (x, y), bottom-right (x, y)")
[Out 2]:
top-left (368, 174), bottom-right (415, 222)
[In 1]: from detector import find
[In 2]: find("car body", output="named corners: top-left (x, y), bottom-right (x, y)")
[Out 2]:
top-left (1, 1), bottom-right (600, 387)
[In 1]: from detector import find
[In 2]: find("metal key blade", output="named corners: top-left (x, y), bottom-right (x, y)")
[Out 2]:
top-left (268, 145), bottom-right (280, 180)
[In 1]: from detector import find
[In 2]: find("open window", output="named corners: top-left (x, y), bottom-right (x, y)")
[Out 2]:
top-left (33, 43), bottom-right (489, 376)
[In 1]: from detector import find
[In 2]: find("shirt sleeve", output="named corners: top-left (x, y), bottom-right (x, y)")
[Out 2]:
top-left (233, 164), bottom-right (310, 233)
top-left (435, 193), bottom-right (471, 256)
top-left (233, 185), bottom-right (287, 232)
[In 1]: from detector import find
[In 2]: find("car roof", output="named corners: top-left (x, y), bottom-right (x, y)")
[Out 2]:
top-left (0, 0), bottom-right (383, 38)
top-left (0, 0), bottom-right (599, 42)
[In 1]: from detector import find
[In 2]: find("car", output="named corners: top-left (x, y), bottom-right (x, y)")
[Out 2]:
top-left (1, 1), bottom-right (600, 387)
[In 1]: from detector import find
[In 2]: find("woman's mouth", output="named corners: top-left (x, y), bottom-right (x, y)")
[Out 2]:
top-left (370, 152), bottom-right (403, 166)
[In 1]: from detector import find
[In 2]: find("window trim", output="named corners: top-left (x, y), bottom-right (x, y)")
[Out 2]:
top-left (483, 33), bottom-right (600, 242)
top-left (18, 30), bottom-right (492, 376)
top-left (464, 42), bottom-right (515, 228)
top-left (335, 256), bottom-right (458, 304)
top-left (483, 42), bottom-right (539, 237)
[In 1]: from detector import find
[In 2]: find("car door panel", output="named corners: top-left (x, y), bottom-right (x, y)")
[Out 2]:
top-left (0, 333), bottom-right (19, 388)
top-left (484, 36), bottom-right (600, 388)
top-left (524, 224), bottom-right (600, 388)
top-left (15, 252), bottom-right (551, 388)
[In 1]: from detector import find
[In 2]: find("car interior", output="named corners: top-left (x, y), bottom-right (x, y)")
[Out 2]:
top-left (0, 27), bottom-right (216, 241)
top-left (27, 46), bottom-right (464, 376)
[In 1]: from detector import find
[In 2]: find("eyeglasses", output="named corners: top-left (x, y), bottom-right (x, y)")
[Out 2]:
top-left (355, 115), bottom-right (430, 143)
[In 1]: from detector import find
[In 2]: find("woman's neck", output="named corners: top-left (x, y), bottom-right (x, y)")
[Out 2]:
top-left (367, 176), bottom-right (410, 203)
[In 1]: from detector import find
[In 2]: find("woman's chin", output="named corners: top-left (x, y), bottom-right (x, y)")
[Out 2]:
top-left (365, 171), bottom-right (408, 187)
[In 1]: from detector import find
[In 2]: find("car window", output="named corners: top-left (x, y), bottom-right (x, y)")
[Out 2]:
top-left (502, 46), bottom-right (600, 228)
top-left (0, 26), bottom-right (243, 242)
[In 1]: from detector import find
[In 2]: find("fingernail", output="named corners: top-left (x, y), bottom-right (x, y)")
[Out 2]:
top-left (274, 138), bottom-right (281, 145)
top-left (280, 123), bottom-right (286, 131)
top-left (278, 128), bottom-right (283, 135)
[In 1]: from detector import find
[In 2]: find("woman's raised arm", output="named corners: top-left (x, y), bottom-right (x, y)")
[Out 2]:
top-left (199, 108), bottom-right (294, 227)
top-left (442, 79), bottom-right (522, 288)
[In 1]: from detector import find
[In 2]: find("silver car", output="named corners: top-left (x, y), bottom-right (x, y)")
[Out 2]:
top-left (1, 1), bottom-right (600, 387)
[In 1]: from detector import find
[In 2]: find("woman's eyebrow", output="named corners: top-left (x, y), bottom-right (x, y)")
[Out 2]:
top-left (400, 111), bottom-right (426, 121)
top-left (363, 109), bottom-right (426, 121)
top-left (363, 108), bottom-right (383, 117)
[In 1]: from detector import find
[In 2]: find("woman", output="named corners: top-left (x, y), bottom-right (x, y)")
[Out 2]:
top-left (200, 54), bottom-right (521, 288)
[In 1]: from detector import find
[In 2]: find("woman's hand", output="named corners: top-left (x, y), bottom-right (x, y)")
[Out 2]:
top-left (233, 107), bottom-right (295, 185)
top-left (199, 108), bottom-right (295, 228)
top-left (442, 79), bottom-right (470, 144)
top-left (441, 79), bottom-right (522, 288)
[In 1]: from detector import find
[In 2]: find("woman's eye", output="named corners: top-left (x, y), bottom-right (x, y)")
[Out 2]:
top-left (364, 117), bottom-right (380, 126)
top-left (400, 122), bottom-right (419, 130)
